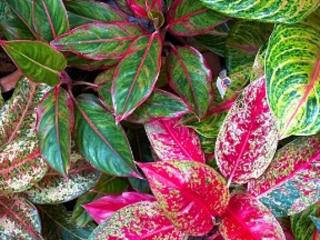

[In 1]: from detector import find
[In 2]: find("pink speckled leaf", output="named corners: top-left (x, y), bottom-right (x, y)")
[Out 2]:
top-left (215, 77), bottom-right (279, 184)
top-left (248, 135), bottom-right (320, 217)
top-left (144, 117), bottom-right (205, 163)
top-left (219, 193), bottom-right (286, 240)
top-left (139, 160), bottom-right (230, 236)
top-left (88, 201), bottom-right (187, 240)
top-left (84, 192), bottom-right (156, 224)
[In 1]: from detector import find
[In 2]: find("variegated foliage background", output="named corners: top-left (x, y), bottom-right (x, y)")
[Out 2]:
top-left (0, 0), bottom-right (319, 239)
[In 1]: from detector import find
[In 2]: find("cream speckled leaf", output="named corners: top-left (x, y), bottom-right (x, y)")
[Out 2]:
top-left (265, 14), bottom-right (320, 138)
top-left (0, 196), bottom-right (43, 240)
top-left (0, 78), bottom-right (50, 193)
top-left (25, 152), bottom-right (100, 204)
top-left (200, 0), bottom-right (320, 24)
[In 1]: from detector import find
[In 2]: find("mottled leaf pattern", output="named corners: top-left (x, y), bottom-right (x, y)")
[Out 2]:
top-left (88, 201), bottom-right (187, 240)
top-left (1, 40), bottom-right (66, 85)
top-left (38, 87), bottom-right (73, 174)
top-left (67, 55), bottom-right (117, 71)
top-left (248, 135), bottom-right (320, 217)
top-left (168, 46), bottom-right (212, 118)
top-left (74, 94), bottom-right (138, 177)
top-left (112, 32), bottom-right (162, 122)
top-left (265, 15), bottom-right (320, 138)
top-left (139, 160), bottom-right (229, 236)
top-left (219, 193), bottom-right (285, 240)
top-left (215, 78), bottom-right (279, 184)
top-left (0, 196), bottom-right (43, 240)
top-left (25, 152), bottom-right (99, 204)
top-left (51, 22), bottom-right (143, 60)
top-left (167, 0), bottom-right (227, 36)
top-left (32, 0), bottom-right (69, 41)
top-left (145, 117), bottom-right (205, 162)
top-left (200, 0), bottom-right (320, 23)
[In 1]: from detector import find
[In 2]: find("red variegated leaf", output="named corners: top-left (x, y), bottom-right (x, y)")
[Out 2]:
top-left (128, 0), bottom-right (163, 18)
top-left (88, 201), bottom-right (187, 240)
top-left (215, 77), bottom-right (279, 184)
top-left (139, 160), bottom-right (230, 236)
top-left (248, 135), bottom-right (320, 217)
top-left (219, 193), bottom-right (285, 240)
top-left (84, 192), bottom-right (156, 224)
top-left (145, 117), bottom-right (205, 162)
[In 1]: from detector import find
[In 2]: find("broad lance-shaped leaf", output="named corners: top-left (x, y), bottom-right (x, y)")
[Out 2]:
top-left (167, 0), bottom-right (227, 36)
top-left (168, 46), bottom-right (212, 118)
top-left (247, 135), bottom-right (320, 217)
top-left (88, 201), bottom-right (187, 240)
top-left (0, 78), bottom-right (50, 192)
top-left (0, 196), bottom-right (43, 240)
top-left (265, 15), bottom-right (320, 138)
top-left (67, 54), bottom-right (117, 72)
top-left (215, 78), bottom-right (279, 184)
top-left (37, 87), bottom-right (73, 174)
top-left (219, 193), bottom-right (285, 240)
top-left (39, 204), bottom-right (95, 240)
top-left (74, 94), bottom-right (139, 177)
top-left (112, 32), bottom-right (162, 122)
top-left (291, 204), bottom-right (320, 240)
top-left (72, 174), bottom-right (129, 227)
top-left (65, 0), bottom-right (126, 28)
top-left (51, 22), bottom-right (143, 61)
top-left (84, 192), bottom-right (156, 224)
top-left (1, 40), bottom-right (66, 85)
top-left (127, 0), bottom-right (163, 18)
top-left (200, 0), bottom-right (320, 24)
top-left (32, 0), bottom-right (69, 41)
top-left (145, 117), bottom-right (205, 162)
top-left (139, 160), bottom-right (230, 236)
top-left (25, 152), bottom-right (100, 204)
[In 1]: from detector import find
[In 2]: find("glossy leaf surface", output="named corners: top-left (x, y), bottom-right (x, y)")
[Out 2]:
top-left (139, 160), bottom-right (229, 236)
top-left (219, 193), bottom-right (285, 240)
top-left (25, 153), bottom-right (100, 204)
top-left (265, 14), bottom-right (320, 138)
top-left (38, 87), bottom-right (73, 174)
top-left (167, 0), bottom-right (226, 36)
top-left (112, 33), bottom-right (162, 122)
top-left (200, 0), bottom-right (320, 23)
top-left (248, 135), bottom-right (320, 217)
top-left (32, 0), bottom-right (69, 41)
top-left (0, 196), bottom-right (42, 240)
top-left (168, 46), bottom-right (212, 118)
top-left (84, 192), bottom-right (156, 224)
top-left (74, 94), bottom-right (138, 177)
top-left (88, 201), bottom-right (187, 240)
top-left (1, 40), bottom-right (66, 85)
top-left (145, 117), bottom-right (205, 162)
top-left (215, 78), bottom-right (279, 184)
top-left (51, 22), bottom-right (143, 60)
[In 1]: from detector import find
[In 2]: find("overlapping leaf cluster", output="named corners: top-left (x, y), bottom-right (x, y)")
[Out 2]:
top-left (0, 0), bottom-right (319, 239)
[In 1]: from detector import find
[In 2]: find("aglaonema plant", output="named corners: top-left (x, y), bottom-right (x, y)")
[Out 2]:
top-left (0, 0), bottom-right (319, 239)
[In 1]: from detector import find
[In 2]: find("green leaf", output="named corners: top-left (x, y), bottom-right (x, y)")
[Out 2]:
top-left (1, 40), bottom-right (67, 85)
top-left (291, 203), bottom-right (320, 240)
top-left (168, 46), bottom-right (212, 118)
top-left (74, 94), bottom-right (139, 177)
top-left (95, 67), bottom-right (115, 112)
top-left (25, 152), bottom-right (100, 204)
top-left (190, 34), bottom-right (227, 57)
top-left (112, 32), bottom-right (162, 122)
top-left (167, 0), bottom-right (227, 36)
top-left (0, 78), bottom-right (50, 193)
top-left (31, 0), bottom-right (69, 41)
top-left (39, 204), bottom-right (96, 240)
top-left (265, 14), bottom-right (320, 138)
top-left (38, 87), bottom-right (73, 174)
top-left (72, 175), bottom-right (128, 227)
top-left (200, 0), bottom-right (320, 24)
top-left (0, 196), bottom-right (43, 240)
top-left (51, 22), bottom-right (143, 60)
top-left (65, 0), bottom-right (126, 27)
top-left (67, 54), bottom-right (117, 71)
